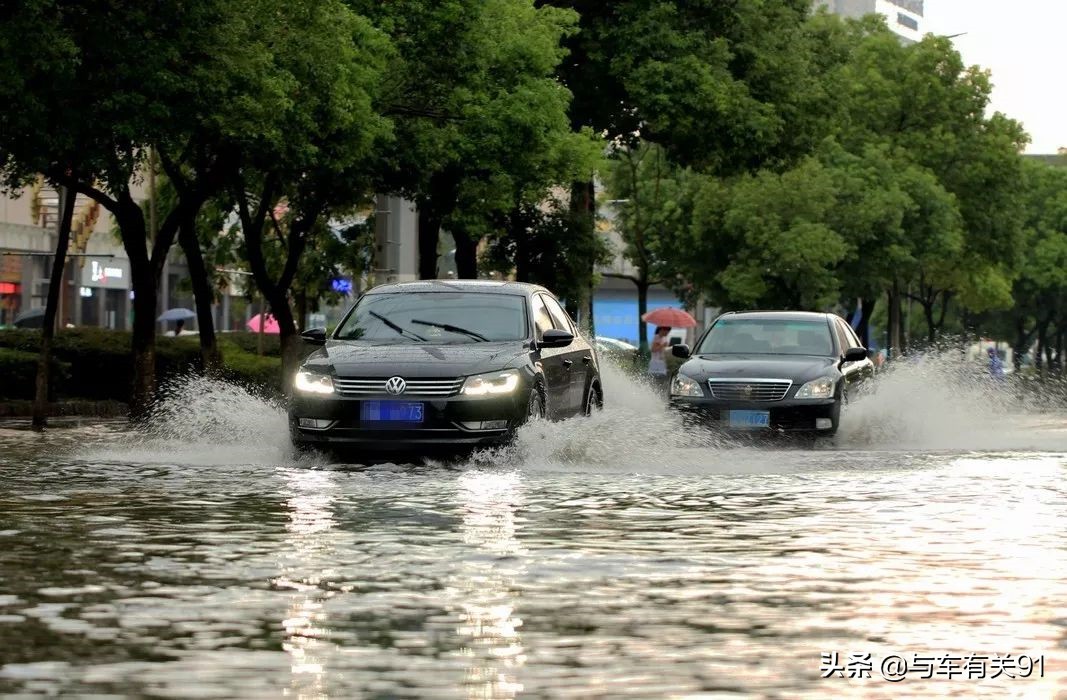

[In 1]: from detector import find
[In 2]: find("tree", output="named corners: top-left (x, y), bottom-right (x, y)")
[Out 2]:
top-left (0, 0), bottom-right (270, 416)
top-left (543, 0), bottom-right (828, 325)
top-left (481, 195), bottom-right (611, 304)
top-left (605, 141), bottom-right (692, 352)
top-left (228, 0), bottom-right (389, 374)
top-left (357, 0), bottom-right (585, 281)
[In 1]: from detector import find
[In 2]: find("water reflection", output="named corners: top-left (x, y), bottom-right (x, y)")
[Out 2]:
top-left (452, 470), bottom-right (527, 699)
top-left (279, 468), bottom-right (340, 700)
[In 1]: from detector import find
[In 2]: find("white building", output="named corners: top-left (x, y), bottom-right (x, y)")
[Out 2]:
top-left (816, 0), bottom-right (924, 42)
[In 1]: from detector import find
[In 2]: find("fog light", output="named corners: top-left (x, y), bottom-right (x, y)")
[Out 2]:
top-left (459, 420), bottom-right (509, 431)
top-left (816, 418), bottom-right (833, 430)
top-left (298, 418), bottom-right (334, 430)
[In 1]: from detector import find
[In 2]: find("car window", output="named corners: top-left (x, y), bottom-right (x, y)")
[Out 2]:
top-left (844, 322), bottom-right (864, 349)
top-left (697, 318), bottom-right (834, 356)
top-left (531, 295), bottom-right (554, 341)
top-left (334, 292), bottom-right (528, 343)
top-left (541, 295), bottom-right (574, 333)
top-left (833, 319), bottom-right (854, 354)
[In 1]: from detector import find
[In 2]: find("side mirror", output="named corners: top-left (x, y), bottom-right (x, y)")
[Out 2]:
top-left (301, 327), bottom-right (327, 345)
top-left (672, 343), bottom-right (691, 359)
top-left (539, 329), bottom-right (574, 349)
top-left (843, 347), bottom-right (867, 363)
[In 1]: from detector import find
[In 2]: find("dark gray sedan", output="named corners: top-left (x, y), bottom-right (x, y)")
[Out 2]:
top-left (668, 311), bottom-right (874, 435)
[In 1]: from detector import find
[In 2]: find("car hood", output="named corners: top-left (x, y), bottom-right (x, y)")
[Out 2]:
top-left (303, 341), bottom-right (529, 378)
top-left (679, 354), bottom-right (838, 383)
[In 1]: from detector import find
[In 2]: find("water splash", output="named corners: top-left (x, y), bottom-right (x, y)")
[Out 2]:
top-left (495, 352), bottom-right (1067, 474)
top-left (77, 373), bottom-right (301, 466)
top-left (837, 352), bottom-right (1066, 451)
top-left (66, 351), bottom-right (1066, 471)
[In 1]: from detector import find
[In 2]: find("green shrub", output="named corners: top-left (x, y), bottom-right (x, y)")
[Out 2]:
top-left (219, 331), bottom-right (282, 357)
top-left (0, 348), bottom-right (71, 400)
top-left (219, 341), bottom-right (282, 394)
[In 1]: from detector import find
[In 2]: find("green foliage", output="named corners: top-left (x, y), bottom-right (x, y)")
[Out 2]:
top-left (0, 329), bottom-right (282, 401)
top-left (217, 340), bottom-right (282, 392)
top-left (0, 348), bottom-right (70, 400)
top-left (481, 198), bottom-right (611, 304)
top-left (606, 142), bottom-right (693, 287)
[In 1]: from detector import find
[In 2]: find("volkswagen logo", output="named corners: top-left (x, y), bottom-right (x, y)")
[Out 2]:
top-left (742, 384), bottom-right (753, 398)
top-left (385, 376), bottom-right (407, 395)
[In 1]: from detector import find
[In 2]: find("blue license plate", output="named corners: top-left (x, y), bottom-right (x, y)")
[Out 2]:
top-left (728, 410), bottom-right (770, 429)
top-left (361, 401), bottom-right (425, 424)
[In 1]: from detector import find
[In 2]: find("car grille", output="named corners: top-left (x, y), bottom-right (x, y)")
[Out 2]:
top-left (333, 377), bottom-right (463, 397)
top-left (708, 379), bottom-right (792, 402)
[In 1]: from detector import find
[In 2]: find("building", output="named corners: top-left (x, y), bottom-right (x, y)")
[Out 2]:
top-left (0, 179), bottom-right (251, 332)
top-left (816, 0), bottom-right (924, 42)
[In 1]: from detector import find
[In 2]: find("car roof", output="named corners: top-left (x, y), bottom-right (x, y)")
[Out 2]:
top-left (364, 279), bottom-right (551, 296)
top-left (717, 310), bottom-right (834, 322)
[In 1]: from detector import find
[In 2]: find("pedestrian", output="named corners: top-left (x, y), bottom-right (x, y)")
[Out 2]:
top-left (987, 347), bottom-right (1005, 381)
top-left (174, 318), bottom-right (185, 337)
top-left (649, 326), bottom-right (671, 393)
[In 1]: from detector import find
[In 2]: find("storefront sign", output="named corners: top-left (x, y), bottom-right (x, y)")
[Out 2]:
top-left (80, 258), bottom-right (130, 290)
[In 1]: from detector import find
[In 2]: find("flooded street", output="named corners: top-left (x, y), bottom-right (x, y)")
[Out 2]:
top-left (1, 362), bottom-right (1065, 698)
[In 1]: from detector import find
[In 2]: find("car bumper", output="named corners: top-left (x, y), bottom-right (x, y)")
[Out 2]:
top-left (288, 391), bottom-right (528, 449)
top-left (668, 396), bottom-right (840, 432)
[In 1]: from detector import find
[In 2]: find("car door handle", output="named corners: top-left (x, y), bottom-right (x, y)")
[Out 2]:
top-left (582, 356), bottom-right (591, 363)
top-left (562, 359), bottom-right (573, 368)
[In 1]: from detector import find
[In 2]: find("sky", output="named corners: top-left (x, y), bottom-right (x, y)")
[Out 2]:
top-left (924, 0), bottom-right (1067, 154)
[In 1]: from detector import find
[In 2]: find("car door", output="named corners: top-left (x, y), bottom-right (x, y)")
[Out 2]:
top-left (531, 294), bottom-right (571, 418)
top-left (541, 294), bottom-right (590, 415)
top-left (834, 318), bottom-right (874, 397)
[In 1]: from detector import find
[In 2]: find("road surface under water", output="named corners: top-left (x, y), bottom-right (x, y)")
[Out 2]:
top-left (0, 357), bottom-right (1065, 698)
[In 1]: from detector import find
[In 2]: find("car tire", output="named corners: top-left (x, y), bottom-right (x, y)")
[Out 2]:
top-left (526, 384), bottom-right (546, 423)
top-left (583, 381), bottom-right (603, 416)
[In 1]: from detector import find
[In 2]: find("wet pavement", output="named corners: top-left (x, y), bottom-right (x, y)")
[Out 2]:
top-left (0, 361), bottom-right (1065, 698)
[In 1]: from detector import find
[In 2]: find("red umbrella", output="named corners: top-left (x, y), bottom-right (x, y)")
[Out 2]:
top-left (641, 307), bottom-right (697, 328)
top-left (247, 313), bottom-right (280, 334)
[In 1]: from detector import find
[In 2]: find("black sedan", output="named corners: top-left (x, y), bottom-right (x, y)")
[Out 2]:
top-left (289, 280), bottom-right (603, 451)
top-left (668, 311), bottom-right (874, 435)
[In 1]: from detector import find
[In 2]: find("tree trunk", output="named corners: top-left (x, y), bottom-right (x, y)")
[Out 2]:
top-left (922, 299), bottom-right (936, 346)
top-left (32, 186), bottom-right (76, 430)
top-left (129, 264), bottom-right (159, 421)
top-left (268, 291), bottom-right (301, 381)
top-left (111, 194), bottom-right (164, 421)
top-left (453, 229), bottom-right (479, 279)
top-left (636, 277), bottom-right (650, 354)
top-left (887, 283), bottom-right (903, 360)
top-left (417, 205), bottom-right (441, 280)
top-left (178, 214), bottom-right (222, 374)
top-left (1012, 318), bottom-right (1030, 372)
top-left (295, 289), bottom-right (308, 332)
top-left (1054, 327), bottom-right (1064, 376)
top-left (569, 180), bottom-right (596, 334)
top-left (1036, 321), bottom-right (1049, 376)
top-left (857, 296), bottom-right (876, 349)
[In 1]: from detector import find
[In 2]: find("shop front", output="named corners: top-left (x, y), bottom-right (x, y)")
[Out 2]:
top-left (77, 257), bottom-right (131, 329)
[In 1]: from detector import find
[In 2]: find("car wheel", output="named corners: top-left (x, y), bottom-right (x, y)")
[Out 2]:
top-left (583, 381), bottom-right (603, 416)
top-left (526, 384), bottom-right (546, 423)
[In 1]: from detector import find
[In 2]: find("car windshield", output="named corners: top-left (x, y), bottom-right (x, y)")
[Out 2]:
top-left (697, 318), bottom-right (833, 356)
top-left (334, 292), bottom-right (528, 344)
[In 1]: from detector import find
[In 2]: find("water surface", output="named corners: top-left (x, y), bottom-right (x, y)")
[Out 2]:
top-left (1, 360), bottom-right (1065, 698)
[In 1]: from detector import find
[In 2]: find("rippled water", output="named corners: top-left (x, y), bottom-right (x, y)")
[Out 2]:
top-left (1, 359), bottom-right (1065, 698)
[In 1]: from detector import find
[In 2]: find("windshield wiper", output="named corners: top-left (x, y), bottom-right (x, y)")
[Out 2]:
top-left (410, 319), bottom-right (488, 342)
top-left (368, 311), bottom-right (426, 342)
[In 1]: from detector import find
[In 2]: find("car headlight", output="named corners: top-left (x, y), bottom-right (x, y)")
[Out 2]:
top-left (294, 370), bottom-right (335, 395)
top-left (670, 373), bottom-right (703, 397)
top-left (461, 369), bottom-right (520, 396)
top-left (795, 375), bottom-right (835, 400)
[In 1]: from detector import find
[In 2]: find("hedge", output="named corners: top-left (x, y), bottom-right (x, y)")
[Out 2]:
top-left (0, 348), bottom-right (71, 400)
top-left (0, 328), bottom-right (282, 403)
